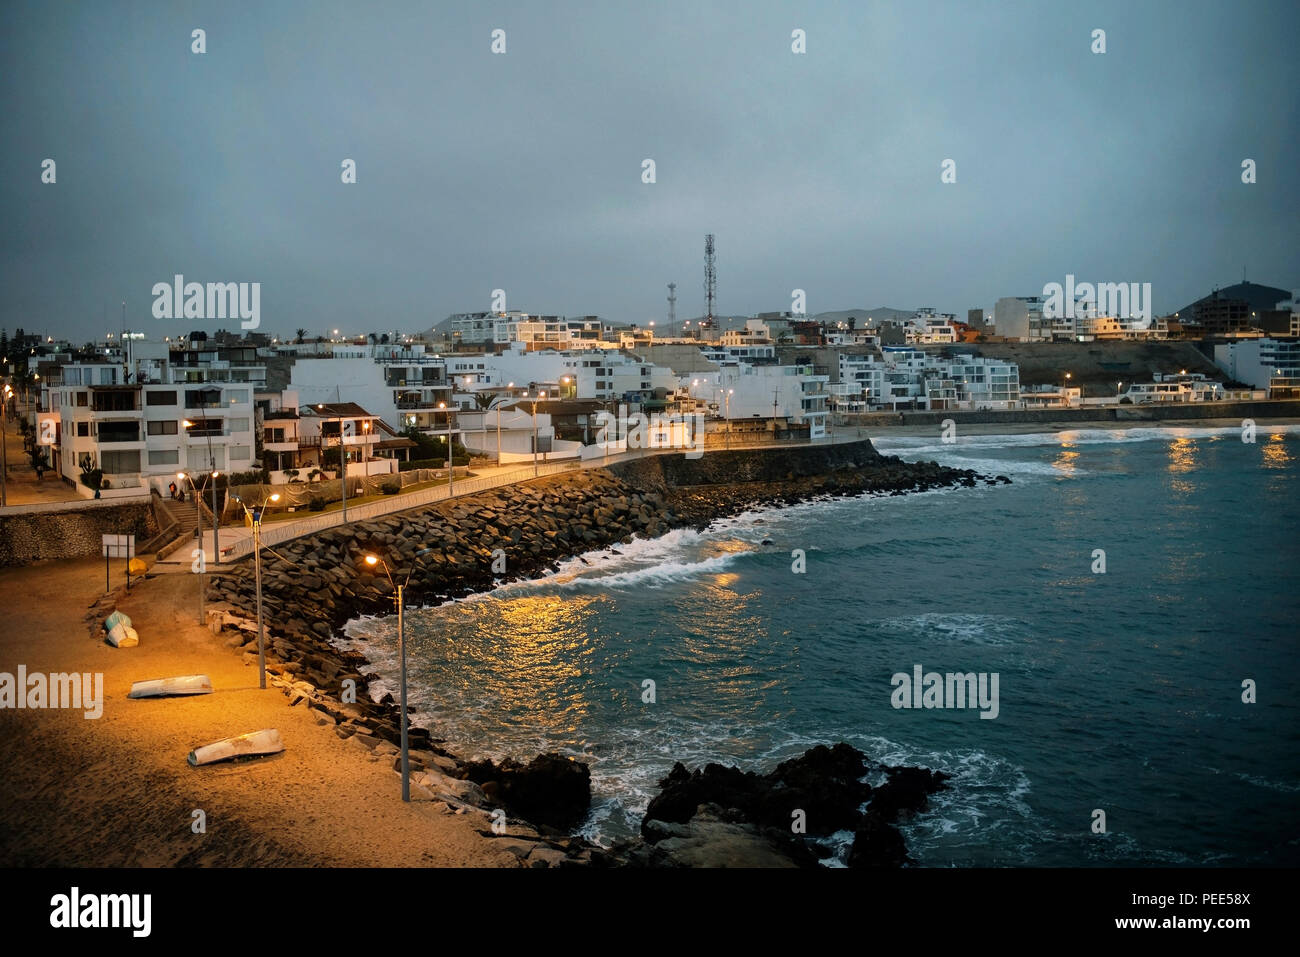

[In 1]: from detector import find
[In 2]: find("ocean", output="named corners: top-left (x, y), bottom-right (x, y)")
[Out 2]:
top-left (340, 424), bottom-right (1300, 866)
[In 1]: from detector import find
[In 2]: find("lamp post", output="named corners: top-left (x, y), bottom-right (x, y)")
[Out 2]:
top-left (362, 548), bottom-right (433, 802)
top-left (178, 471), bottom-right (206, 625)
top-left (498, 382), bottom-right (513, 465)
top-left (437, 401), bottom-right (454, 494)
top-left (528, 391), bottom-right (547, 476)
top-left (317, 405), bottom-right (347, 521)
top-left (233, 491), bottom-right (281, 689)
top-left (184, 402), bottom-right (220, 566)
top-left (725, 388), bottom-right (734, 449)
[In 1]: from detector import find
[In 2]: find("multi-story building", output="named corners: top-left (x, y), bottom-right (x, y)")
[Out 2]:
top-left (994, 296), bottom-right (1048, 341)
top-left (41, 349), bottom-right (257, 495)
top-left (1213, 338), bottom-right (1300, 397)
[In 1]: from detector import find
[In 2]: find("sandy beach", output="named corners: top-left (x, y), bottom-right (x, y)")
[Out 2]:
top-left (0, 559), bottom-right (521, 867)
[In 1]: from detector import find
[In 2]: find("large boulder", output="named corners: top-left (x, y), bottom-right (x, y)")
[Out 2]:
top-left (869, 766), bottom-right (950, 822)
top-left (461, 753), bottom-right (591, 830)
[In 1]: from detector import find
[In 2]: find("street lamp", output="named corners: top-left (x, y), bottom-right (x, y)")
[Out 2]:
top-left (232, 490), bottom-right (280, 689)
top-left (177, 471), bottom-right (207, 624)
top-left (362, 548), bottom-right (433, 803)
top-left (527, 391), bottom-right (547, 476)
top-left (437, 402), bottom-right (453, 494)
top-left (183, 419), bottom-right (222, 567)
top-left (725, 388), bottom-right (734, 449)
top-left (497, 382), bottom-right (514, 465)
top-left (317, 405), bottom-right (348, 520)
top-left (0, 383), bottom-right (12, 506)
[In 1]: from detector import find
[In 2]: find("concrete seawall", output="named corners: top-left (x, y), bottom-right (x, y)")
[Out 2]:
top-left (0, 500), bottom-right (159, 567)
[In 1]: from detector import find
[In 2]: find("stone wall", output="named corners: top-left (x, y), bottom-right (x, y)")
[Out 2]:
top-left (0, 501), bottom-right (158, 567)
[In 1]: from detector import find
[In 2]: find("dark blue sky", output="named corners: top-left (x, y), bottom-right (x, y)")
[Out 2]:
top-left (2, 0), bottom-right (1297, 342)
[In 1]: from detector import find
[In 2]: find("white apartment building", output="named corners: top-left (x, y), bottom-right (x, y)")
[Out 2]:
top-left (1214, 338), bottom-right (1300, 396)
top-left (42, 353), bottom-right (256, 495)
top-left (904, 309), bottom-right (960, 344)
top-left (685, 362), bottom-right (829, 437)
top-left (834, 348), bottom-right (1020, 411)
top-left (493, 316), bottom-right (606, 351)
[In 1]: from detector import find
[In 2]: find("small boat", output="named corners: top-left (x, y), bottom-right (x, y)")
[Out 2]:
top-left (188, 729), bottom-right (285, 766)
top-left (128, 675), bottom-right (214, 698)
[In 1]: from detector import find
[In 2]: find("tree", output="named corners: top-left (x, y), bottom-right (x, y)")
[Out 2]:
top-left (369, 333), bottom-right (378, 345)
top-left (379, 333), bottom-right (390, 345)
top-left (295, 328), bottom-right (306, 344)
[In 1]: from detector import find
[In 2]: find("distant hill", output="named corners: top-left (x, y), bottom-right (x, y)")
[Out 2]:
top-left (1174, 281), bottom-right (1291, 318)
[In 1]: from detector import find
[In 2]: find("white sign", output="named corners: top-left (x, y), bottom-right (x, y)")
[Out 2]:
top-left (101, 534), bottom-right (135, 558)
top-left (38, 415), bottom-right (58, 446)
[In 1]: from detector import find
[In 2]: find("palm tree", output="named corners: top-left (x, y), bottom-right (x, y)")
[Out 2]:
top-left (295, 328), bottom-right (306, 344)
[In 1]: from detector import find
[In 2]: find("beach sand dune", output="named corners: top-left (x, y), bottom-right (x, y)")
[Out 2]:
top-left (0, 560), bottom-right (519, 867)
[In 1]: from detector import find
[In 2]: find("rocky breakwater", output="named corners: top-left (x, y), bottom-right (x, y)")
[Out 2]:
top-left (605, 743), bottom-right (949, 868)
top-left (608, 438), bottom-right (1009, 526)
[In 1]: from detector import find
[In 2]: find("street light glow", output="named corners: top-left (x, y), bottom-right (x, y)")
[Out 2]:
top-left (364, 554), bottom-right (378, 566)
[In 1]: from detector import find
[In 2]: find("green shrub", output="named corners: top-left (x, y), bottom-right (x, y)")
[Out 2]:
top-left (79, 468), bottom-right (103, 490)
top-left (381, 481), bottom-right (401, 495)
top-left (307, 496), bottom-right (326, 512)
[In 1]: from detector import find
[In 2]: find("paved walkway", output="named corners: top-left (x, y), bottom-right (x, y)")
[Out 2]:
top-left (0, 414), bottom-right (85, 508)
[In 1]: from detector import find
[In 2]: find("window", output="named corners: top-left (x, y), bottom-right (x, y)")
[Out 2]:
top-left (184, 418), bottom-right (223, 436)
top-left (147, 420), bottom-right (179, 436)
top-left (76, 422), bottom-right (90, 437)
top-left (100, 450), bottom-right (140, 473)
top-left (230, 445), bottom-right (251, 461)
top-left (76, 392), bottom-right (89, 407)
top-left (148, 449), bottom-right (179, 466)
top-left (226, 417), bottom-right (250, 434)
top-left (226, 389), bottom-right (250, 404)
top-left (146, 391), bottom-right (177, 406)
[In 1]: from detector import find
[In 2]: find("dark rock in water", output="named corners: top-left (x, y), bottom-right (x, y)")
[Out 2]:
top-left (630, 804), bottom-right (817, 868)
top-left (462, 752), bottom-right (592, 830)
top-left (644, 743), bottom-right (873, 839)
top-left (870, 765), bottom-right (950, 822)
top-left (638, 742), bottom-right (947, 868)
top-left (642, 762), bottom-right (757, 832)
top-left (761, 539), bottom-right (774, 546)
top-left (761, 743), bottom-right (873, 835)
top-left (847, 811), bottom-right (908, 868)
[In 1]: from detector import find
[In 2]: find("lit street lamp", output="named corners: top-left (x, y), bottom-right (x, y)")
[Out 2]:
top-left (725, 388), bottom-right (734, 449)
top-left (232, 491), bottom-right (281, 689)
top-left (177, 471), bottom-right (207, 624)
top-left (362, 548), bottom-right (433, 802)
top-left (527, 391), bottom-right (547, 476)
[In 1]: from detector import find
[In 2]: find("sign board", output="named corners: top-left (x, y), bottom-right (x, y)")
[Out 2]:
top-left (37, 414), bottom-right (59, 446)
top-left (101, 534), bottom-right (135, 558)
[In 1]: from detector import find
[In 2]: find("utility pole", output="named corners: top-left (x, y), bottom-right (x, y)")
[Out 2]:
top-left (667, 282), bottom-right (677, 337)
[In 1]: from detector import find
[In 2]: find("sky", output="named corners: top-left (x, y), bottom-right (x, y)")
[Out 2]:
top-left (2, 0), bottom-right (1297, 344)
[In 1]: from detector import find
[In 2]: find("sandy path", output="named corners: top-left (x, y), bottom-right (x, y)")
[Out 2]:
top-left (0, 559), bottom-right (519, 867)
